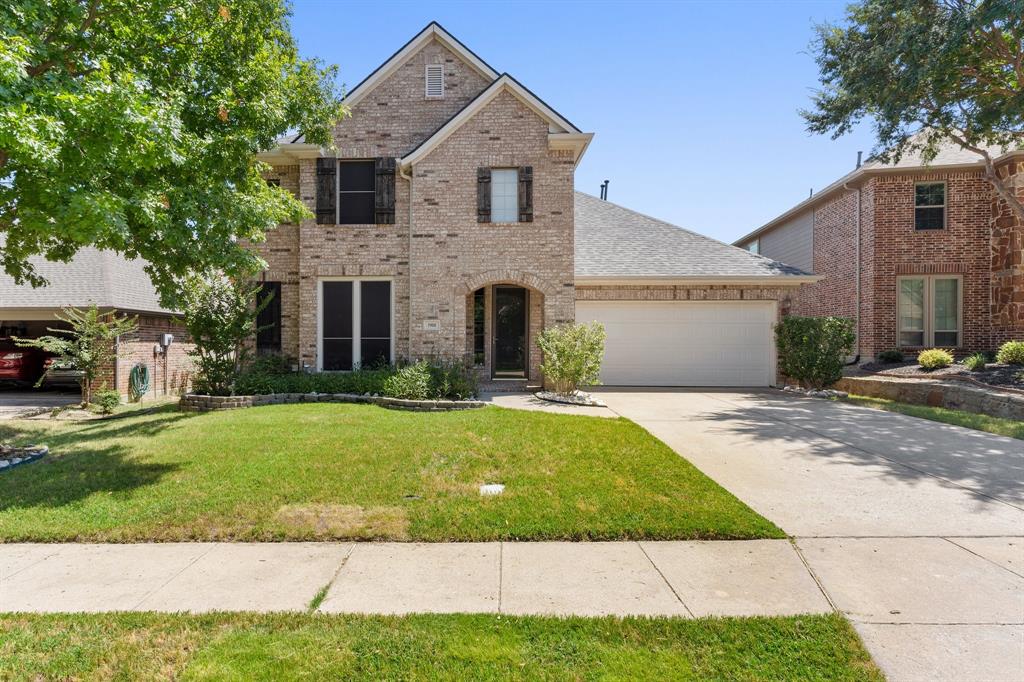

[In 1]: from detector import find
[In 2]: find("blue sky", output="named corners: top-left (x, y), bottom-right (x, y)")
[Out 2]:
top-left (288, 0), bottom-right (875, 244)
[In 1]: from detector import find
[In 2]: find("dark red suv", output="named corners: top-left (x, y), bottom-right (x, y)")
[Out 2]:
top-left (0, 338), bottom-right (45, 387)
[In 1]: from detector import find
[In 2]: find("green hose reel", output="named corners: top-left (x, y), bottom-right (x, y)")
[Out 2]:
top-left (129, 362), bottom-right (151, 401)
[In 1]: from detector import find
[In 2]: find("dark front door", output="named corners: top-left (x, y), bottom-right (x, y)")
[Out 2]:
top-left (493, 286), bottom-right (528, 377)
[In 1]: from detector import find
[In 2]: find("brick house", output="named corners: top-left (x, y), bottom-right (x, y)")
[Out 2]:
top-left (0, 248), bottom-right (193, 398)
top-left (255, 22), bottom-right (816, 388)
top-left (735, 144), bottom-right (1024, 361)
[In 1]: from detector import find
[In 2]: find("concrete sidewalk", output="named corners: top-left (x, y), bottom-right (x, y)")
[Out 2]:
top-left (1, 540), bottom-right (831, 617)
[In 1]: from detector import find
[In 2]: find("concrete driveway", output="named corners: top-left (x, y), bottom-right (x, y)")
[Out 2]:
top-left (597, 388), bottom-right (1024, 682)
top-left (0, 390), bottom-right (79, 420)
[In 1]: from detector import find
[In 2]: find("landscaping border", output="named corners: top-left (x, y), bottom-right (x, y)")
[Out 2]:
top-left (835, 375), bottom-right (1024, 421)
top-left (180, 393), bottom-right (487, 413)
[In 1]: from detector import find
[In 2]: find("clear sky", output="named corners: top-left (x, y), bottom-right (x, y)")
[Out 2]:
top-left (288, 0), bottom-right (875, 244)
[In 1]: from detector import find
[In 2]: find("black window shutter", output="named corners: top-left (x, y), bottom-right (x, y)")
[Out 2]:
top-left (477, 167), bottom-right (491, 223)
top-left (315, 158), bottom-right (336, 224)
top-left (374, 157), bottom-right (396, 224)
top-left (518, 166), bottom-right (533, 222)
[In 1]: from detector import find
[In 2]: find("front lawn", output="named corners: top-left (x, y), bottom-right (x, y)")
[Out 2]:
top-left (845, 394), bottom-right (1024, 440)
top-left (0, 404), bottom-right (781, 542)
top-left (0, 612), bottom-right (881, 681)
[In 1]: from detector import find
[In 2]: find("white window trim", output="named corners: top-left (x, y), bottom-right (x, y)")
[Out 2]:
top-left (914, 181), bottom-right (947, 230)
top-left (896, 274), bottom-right (963, 348)
top-left (490, 167), bottom-right (519, 223)
top-left (316, 277), bottom-right (395, 371)
top-left (424, 64), bottom-right (444, 98)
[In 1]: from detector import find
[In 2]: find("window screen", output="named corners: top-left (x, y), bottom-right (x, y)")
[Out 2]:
top-left (338, 161), bottom-right (375, 224)
top-left (256, 281), bottom-right (282, 355)
top-left (360, 281), bottom-right (391, 368)
top-left (322, 281), bottom-right (353, 370)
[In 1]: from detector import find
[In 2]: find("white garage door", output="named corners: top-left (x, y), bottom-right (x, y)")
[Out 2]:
top-left (575, 301), bottom-right (776, 387)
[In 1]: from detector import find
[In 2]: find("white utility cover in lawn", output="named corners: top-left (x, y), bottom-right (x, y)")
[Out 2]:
top-left (576, 301), bottom-right (775, 386)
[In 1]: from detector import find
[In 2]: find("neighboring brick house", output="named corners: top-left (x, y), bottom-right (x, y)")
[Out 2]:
top-left (735, 144), bottom-right (1024, 361)
top-left (0, 248), bottom-right (193, 398)
top-left (255, 23), bottom-right (816, 388)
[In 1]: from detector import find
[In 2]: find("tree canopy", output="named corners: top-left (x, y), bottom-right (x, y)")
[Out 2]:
top-left (1, 0), bottom-right (344, 304)
top-left (803, 0), bottom-right (1024, 220)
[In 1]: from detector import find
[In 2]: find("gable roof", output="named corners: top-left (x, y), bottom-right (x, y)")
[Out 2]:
top-left (0, 247), bottom-right (174, 315)
top-left (344, 22), bottom-right (499, 108)
top-left (734, 139), bottom-right (1024, 247)
top-left (574, 192), bottom-right (816, 283)
top-left (399, 73), bottom-right (592, 168)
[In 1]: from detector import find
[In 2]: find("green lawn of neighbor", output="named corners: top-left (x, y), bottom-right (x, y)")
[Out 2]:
top-left (0, 403), bottom-right (782, 542)
top-left (0, 612), bottom-right (882, 681)
top-left (845, 394), bottom-right (1024, 440)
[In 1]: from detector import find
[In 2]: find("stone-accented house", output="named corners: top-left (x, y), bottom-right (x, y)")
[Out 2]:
top-left (255, 22), bottom-right (816, 388)
top-left (0, 248), bottom-right (192, 398)
top-left (735, 144), bottom-right (1024, 361)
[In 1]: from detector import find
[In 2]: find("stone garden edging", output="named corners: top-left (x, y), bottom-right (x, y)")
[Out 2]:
top-left (180, 392), bottom-right (487, 413)
top-left (835, 375), bottom-right (1024, 421)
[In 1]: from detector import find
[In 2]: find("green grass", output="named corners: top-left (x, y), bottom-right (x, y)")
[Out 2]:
top-left (0, 403), bottom-right (781, 542)
top-left (0, 612), bottom-right (882, 681)
top-left (845, 394), bottom-right (1024, 440)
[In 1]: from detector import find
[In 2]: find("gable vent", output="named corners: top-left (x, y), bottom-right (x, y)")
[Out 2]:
top-left (425, 64), bottom-right (444, 98)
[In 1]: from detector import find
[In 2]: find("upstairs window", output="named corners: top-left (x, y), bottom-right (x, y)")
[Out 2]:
top-left (746, 239), bottom-right (760, 255)
top-left (425, 64), bottom-right (444, 98)
top-left (914, 182), bottom-right (946, 230)
top-left (338, 160), bottom-right (375, 224)
top-left (490, 169), bottom-right (519, 222)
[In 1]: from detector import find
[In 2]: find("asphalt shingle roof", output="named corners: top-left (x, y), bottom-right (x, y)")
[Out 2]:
top-left (0, 247), bottom-right (173, 314)
top-left (574, 192), bottom-right (811, 279)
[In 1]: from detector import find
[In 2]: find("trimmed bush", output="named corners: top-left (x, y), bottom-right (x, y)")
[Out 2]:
top-left (538, 322), bottom-right (607, 395)
top-left (92, 388), bottom-right (121, 414)
top-left (962, 352), bottom-right (988, 372)
top-left (383, 362), bottom-right (431, 400)
top-left (775, 316), bottom-right (856, 389)
top-left (917, 348), bottom-right (954, 370)
top-left (877, 349), bottom-right (904, 363)
top-left (996, 340), bottom-right (1024, 365)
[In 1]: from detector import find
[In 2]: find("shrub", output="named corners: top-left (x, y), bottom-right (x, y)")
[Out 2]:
top-left (775, 316), bottom-right (855, 389)
top-left (92, 388), bottom-right (121, 414)
top-left (382, 361), bottom-right (431, 400)
top-left (234, 366), bottom-right (392, 396)
top-left (996, 340), bottom-right (1024, 365)
top-left (918, 348), bottom-right (954, 370)
top-left (538, 322), bottom-right (606, 395)
top-left (877, 349), bottom-right (904, 363)
top-left (962, 352), bottom-right (988, 372)
top-left (426, 360), bottom-right (478, 400)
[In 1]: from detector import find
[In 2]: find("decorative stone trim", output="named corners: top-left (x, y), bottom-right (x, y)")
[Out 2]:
top-left (534, 390), bottom-right (607, 407)
top-left (0, 445), bottom-right (48, 472)
top-left (835, 376), bottom-right (1024, 421)
top-left (180, 393), bottom-right (487, 413)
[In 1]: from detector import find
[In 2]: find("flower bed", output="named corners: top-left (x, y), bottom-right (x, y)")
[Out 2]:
top-left (180, 392), bottom-right (487, 413)
top-left (855, 361), bottom-right (1023, 390)
top-left (0, 444), bottom-right (48, 471)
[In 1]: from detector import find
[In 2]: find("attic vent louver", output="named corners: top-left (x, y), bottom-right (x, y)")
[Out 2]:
top-left (425, 64), bottom-right (444, 98)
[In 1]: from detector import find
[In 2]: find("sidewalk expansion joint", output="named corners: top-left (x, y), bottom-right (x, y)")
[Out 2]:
top-left (636, 541), bottom-right (694, 618)
top-left (132, 543), bottom-right (217, 610)
top-left (789, 538), bottom-right (838, 613)
top-left (310, 543), bottom-right (355, 613)
top-left (942, 537), bottom-right (1024, 579)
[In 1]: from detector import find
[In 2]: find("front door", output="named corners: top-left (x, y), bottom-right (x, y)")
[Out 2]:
top-left (493, 286), bottom-right (528, 378)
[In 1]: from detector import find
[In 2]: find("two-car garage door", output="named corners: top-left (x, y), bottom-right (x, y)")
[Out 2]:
top-left (575, 301), bottom-right (776, 387)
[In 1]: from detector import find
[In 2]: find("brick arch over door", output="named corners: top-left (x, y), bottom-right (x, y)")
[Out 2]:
top-left (454, 269), bottom-right (559, 300)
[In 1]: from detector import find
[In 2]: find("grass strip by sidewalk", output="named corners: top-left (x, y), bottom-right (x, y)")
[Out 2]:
top-left (0, 612), bottom-right (882, 681)
top-left (844, 394), bottom-right (1024, 440)
top-left (0, 403), bottom-right (782, 542)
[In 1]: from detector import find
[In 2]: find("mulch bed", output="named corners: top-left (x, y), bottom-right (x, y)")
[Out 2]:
top-left (854, 361), bottom-right (1023, 389)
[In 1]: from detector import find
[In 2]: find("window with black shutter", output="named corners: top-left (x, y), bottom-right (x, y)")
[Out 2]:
top-left (256, 282), bottom-right (282, 355)
top-left (338, 161), bottom-right (375, 224)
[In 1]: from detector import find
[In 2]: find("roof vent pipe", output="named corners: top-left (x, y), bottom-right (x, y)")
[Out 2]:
top-left (600, 180), bottom-right (609, 200)
top-left (856, 151), bottom-right (863, 168)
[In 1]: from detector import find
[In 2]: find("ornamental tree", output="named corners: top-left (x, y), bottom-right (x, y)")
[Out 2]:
top-left (803, 0), bottom-right (1024, 221)
top-left (0, 0), bottom-right (345, 304)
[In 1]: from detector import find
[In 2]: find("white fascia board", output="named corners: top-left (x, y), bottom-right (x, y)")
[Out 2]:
top-left (549, 132), bottom-right (594, 166)
top-left (573, 275), bottom-right (823, 286)
top-left (344, 24), bottom-right (498, 108)
top-left (255, 143), bottom-right (323, 165)
top-left (399, 76), bottom-right (585, 169)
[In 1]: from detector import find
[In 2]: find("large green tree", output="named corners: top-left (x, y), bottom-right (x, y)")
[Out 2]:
top-left (1, 1), bottom-right (344, 303)
top-left (803, 0), bottom-right (1024, 221)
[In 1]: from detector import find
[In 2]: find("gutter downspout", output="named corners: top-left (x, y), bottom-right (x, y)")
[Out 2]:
top-left (399, 164), bottom-right (413, 362)
top-left (843, 181), bottom-right (861, 361)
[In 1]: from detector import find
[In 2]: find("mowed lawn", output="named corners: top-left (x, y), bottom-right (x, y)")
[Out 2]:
top-left (0, 404), bottom-right (781, 542)
top-left (0, 612), bottom-right (882, 681)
